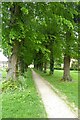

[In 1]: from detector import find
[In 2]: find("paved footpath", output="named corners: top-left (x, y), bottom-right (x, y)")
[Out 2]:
top-left (32, 70), bottom-right (78, 118)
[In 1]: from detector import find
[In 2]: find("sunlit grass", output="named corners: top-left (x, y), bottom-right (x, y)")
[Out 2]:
top-left (2, 69), bottom-right (47, 118)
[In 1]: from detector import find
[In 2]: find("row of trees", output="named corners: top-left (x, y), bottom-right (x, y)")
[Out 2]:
top-left (2, 2), bottom-right (79, 81)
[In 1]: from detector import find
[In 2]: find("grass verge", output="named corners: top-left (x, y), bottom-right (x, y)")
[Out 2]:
top-left (2, 69), bottom-right (47, 118)
top-left (34, 69), bottom-right (78, 110)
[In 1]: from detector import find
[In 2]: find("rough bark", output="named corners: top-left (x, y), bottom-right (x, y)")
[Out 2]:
top-left (62, 54), bottom-right (72, 81)
top-left (62, 31), bottom-right (72, 81)
top-left (6, 43), bottom-right (18, 80)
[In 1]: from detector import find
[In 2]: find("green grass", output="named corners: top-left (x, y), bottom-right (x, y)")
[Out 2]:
top-left (2, 69), bottom-right (7, 79)
top-left (2, 69), bottom-right (47, 118)
top-left (35, 69), bottom-right (78, 108)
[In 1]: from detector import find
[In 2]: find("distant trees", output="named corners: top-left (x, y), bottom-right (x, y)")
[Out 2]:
top-left (2, 2), bottom-right (78, 81)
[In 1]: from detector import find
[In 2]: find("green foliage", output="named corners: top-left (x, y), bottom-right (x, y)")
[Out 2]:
top-left (2, 2), bottom-right (79, 74)
top-left (21, 7), bottom-right (28, 14)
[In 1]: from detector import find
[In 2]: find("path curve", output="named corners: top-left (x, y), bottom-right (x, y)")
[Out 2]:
top-left (32, 70), bottom-right (77, 118)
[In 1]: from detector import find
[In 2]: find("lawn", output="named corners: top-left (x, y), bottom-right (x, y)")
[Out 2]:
top-left (2, 69), bottom-right (47, 118)
top-left (0, 68), bottom-right (2, 119)
top-left (35, 69), bottom-right (78, 110)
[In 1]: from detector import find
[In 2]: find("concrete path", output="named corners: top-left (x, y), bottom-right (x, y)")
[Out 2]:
top-left (32, 70), bottom-right (77, 118)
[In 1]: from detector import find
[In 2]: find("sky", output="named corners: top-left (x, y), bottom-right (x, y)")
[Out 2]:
top-left (0, 51), bottom-right (8, 62)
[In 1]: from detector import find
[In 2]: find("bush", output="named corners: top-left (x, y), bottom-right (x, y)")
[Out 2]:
top-left (2, 74), bottom-right (27, 92)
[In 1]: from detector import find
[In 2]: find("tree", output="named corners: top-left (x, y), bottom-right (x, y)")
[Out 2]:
top-left (2, 3), bottom-right (20, 79)
top-left (61, 3), bottom-right (78, 81)
top-left (2, 2), bottom-right (79, 81)
top-left (2, 3), bottom-right (32, 79)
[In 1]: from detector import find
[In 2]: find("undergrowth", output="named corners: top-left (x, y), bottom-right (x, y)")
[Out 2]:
top-left (2, 69), bottom-right (47, 118)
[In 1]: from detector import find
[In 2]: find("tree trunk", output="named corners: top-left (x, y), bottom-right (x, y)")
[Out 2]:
top-left (49, 38), bottom-right (54, 75)
top-left (50, 54), bottom-right (54, 74)
top-left (24, 63), bottom-right (28, 72)
top-left (62, 54), bottom-right (72, 81)
top-left (6, 42), bottom-right (18, 80)
top-left (34, 57), bottom-right (38, 69)
top-left (44, 61), bottom-right (47, 73)
top-left (19, 58), bottom-right (28, 75)
top-left (34, 58), bottom-right (36, 68)
top-left (39, 63), bottom-right (43, 71)
top-left (19, 59), bottom-right (25, 74)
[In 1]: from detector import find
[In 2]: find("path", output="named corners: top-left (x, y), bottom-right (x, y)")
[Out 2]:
top-left (32, 70), bottom-right (77, 118)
